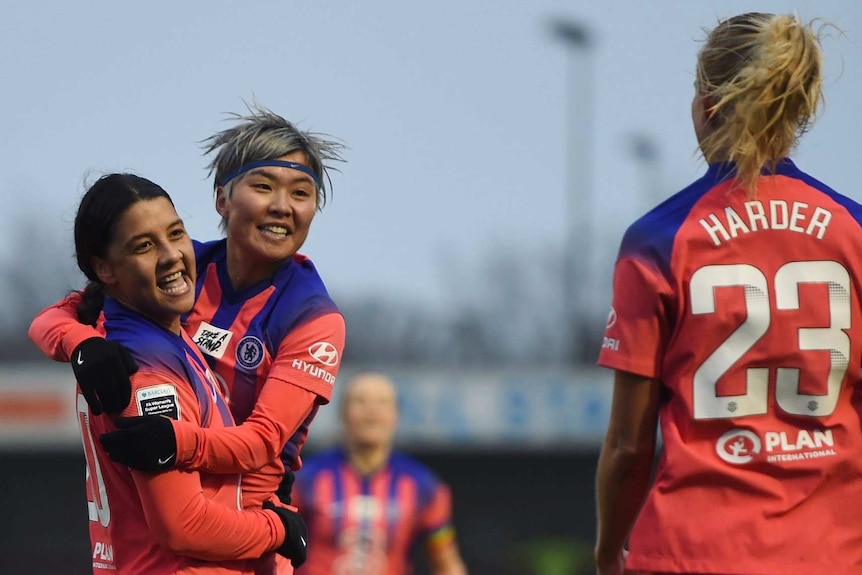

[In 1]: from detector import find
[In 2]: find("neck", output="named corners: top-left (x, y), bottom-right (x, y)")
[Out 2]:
top-left (225, 245), bottom-right (282, 291)
top-left (700, 146), bottom-right (729, 165)
top-left (346, 443), bottom-right (391, 476)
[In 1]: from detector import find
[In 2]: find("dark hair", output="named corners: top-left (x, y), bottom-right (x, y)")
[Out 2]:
top-left (74, 173), bottom-right (173, 325)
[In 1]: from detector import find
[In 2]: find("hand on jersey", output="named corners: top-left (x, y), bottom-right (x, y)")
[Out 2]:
top-left (100, 416), bottom-right (178, 471)
top-left (262, 500), bottom-right (307, 568)
top-left (72, 337), bottom-right (138, 415)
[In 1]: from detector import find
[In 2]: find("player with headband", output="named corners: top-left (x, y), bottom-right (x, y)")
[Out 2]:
top-left (30, 104), bottom-right (346, 574)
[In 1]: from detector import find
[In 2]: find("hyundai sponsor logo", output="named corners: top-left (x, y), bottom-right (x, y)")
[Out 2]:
top-left (308, 341), bottom-right (339, 366)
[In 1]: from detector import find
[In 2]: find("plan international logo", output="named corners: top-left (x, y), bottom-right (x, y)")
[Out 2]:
top-left (716, 427), bottom-right (837, 465)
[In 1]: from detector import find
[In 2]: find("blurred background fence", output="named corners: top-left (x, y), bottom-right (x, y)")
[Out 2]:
top-left (0, 363), bottom-right (609, 575)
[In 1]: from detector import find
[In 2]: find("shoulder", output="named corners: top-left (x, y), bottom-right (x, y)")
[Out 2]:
top-left (298, 447), bottom-right (343, 479)
top-left (126, 333), bottom-right (185, 372)
top-left (783, 164), bottom-right (862, 225)
top-left (617, 170), bottom-right (724, 282)
top-left (282, 253), bottom-right (338, 305)
top-left (266, 254), bottom-right (342, 338)
top-left (624, 175), bottom-right (717, 250)
top-left (389, 452), bottom-right (443, 486)
top-left (104, 314), bottom-right (187, 377)
top-left (192, 238), bottom-right (227, 265)
top-left (389, 453), bottom-right (450, 510)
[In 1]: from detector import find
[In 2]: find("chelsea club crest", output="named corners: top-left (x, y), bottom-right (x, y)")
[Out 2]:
top-left (236, 336), bottom-right (265, 370)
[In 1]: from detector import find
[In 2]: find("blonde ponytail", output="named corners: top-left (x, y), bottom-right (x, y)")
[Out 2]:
top-left (696, 13), bottom-right (825, 195)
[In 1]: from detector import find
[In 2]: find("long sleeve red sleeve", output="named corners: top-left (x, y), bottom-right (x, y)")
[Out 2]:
top-left (172, 312), bottom-right (344, 473)
top-left (133, 468), bottom-right (285, 560)
top-left (28, 292), bottom-right (101, 361)
top-left (173, 383), bottom-right (316, 473)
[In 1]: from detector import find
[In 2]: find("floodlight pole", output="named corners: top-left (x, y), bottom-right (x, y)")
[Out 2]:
top-left (550, 18), bottom-right (594, 365)
top-left (629, 132), bottom-right (662, 212)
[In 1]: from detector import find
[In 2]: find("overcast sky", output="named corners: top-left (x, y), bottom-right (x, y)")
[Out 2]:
top-left (3, 0), bottom-right (860, 310)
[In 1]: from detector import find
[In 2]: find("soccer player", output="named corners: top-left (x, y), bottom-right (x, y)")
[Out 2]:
top-left (293, 372), bottom-right (468, 575)
top-left (30, 105), bottom-right (345, 574)
top-left (595, 12), bottom-right (862, 575)
top-left (65, 173), bottom-right (305, 574)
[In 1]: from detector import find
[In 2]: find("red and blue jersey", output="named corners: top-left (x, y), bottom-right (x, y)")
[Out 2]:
top-left (293, 448), bottom-right (455, 575)
top-left (105, 298), bottom-right (235, 430)
top-left (182, 239), bottom-right (345, 506)
top-left (82, 298), bottom-right (284, 575)
top-left (28, 237), bottom-right (345, 512)
top-left (599, 159), bottom-right (862, 575)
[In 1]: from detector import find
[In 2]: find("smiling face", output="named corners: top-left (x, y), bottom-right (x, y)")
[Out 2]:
top-left (216, 150), bottom-right (318, 288)
top-left (93, 197), bottom-right (195, 333)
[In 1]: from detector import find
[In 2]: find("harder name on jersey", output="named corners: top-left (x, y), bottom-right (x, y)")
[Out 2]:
top-left (700, 200), bottom-right (832, 247)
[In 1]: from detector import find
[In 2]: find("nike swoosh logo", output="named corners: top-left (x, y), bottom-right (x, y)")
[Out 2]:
top-left (157, 453), bottom-right (175, 466)
top-left (300, 536), bottom-right (306, 547)
top-left (76, 351), bottom-right (84, 366)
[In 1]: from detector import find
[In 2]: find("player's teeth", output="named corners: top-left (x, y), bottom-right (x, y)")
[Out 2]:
top-left (158, 271), bottom-right (184, 290)
top-left (262, 226), bottom-right (288, 235)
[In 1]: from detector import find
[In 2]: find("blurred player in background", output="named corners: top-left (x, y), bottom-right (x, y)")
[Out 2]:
top-left (29, 104), bottom-right (345, 574)
top-left (594, 12), bottom-right (862, 575)
top-left (65, 173), bottom-right (304, 573)
top-left (294, 372), bottom-right (468, 575)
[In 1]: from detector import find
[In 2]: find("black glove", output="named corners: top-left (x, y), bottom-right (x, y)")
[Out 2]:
top-left (276, 469), bottom-right (296, 505)
top-left (71, 337), bottom-right (138, 415)
top-left (100, 416), bottom-right (177, 471)
top-left (262, 500), bottom-right (308, 568)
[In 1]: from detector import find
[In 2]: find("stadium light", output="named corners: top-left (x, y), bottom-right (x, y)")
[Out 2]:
top-left (548, 17), bottom-right (595, 365)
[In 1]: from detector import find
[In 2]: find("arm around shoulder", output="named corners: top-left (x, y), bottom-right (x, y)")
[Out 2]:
top-left (132, 467), bottom-right (285, 560)
top-left (28, 292), bottom-right (101, 361)
top-left (115, 369), bottom-right (286, 560)
top-left (173, 382), bottom-right (317, 473)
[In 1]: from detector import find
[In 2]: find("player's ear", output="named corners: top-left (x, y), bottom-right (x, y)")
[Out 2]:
top-left (700, 92), bottom-right (720, 125)
top-left (92, 256), bottom-right (117, 286)
top-left (215, 186), bottom-right (229, 219)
